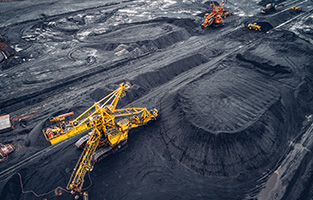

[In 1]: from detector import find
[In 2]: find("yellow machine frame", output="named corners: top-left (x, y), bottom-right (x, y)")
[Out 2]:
top-left (43, 82), bottom-right (131, 145)
top-left (42, 82), bottom-right (158, 193)
top-left (248, 23), bottom-right (261, 31)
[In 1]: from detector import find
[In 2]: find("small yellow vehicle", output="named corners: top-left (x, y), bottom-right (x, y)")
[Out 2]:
top-left (291, 7), bottom-right (302, 12)
top-left (248, 23), bottom-right (261, 31)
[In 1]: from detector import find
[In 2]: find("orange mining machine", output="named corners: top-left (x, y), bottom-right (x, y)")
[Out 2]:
top-left (201, 1), bottom-right (231, 29)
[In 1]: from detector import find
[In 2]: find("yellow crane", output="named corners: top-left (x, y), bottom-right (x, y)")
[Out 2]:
top-left (42, 82), bottom-right (158, 193)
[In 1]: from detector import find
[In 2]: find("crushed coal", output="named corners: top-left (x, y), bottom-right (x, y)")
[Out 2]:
top-left (1, 0), bottom-right (313, 200)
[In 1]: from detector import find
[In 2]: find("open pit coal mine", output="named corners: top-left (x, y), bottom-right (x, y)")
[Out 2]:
top-left (1, 0), bottom-right (313, 199)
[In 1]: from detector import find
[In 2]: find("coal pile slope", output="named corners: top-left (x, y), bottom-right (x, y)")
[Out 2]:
top-left (160, 26), bottom-right (313, 197)
top-left (1, 0), bottom-right (313, 200)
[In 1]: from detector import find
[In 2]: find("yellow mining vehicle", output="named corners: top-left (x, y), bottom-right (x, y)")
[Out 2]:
top-left (248, 23), bottom-right (262, 31)
top-left (42, 82), bottom-right (158, 193)
top-left (291, 7), bottom-right (302, 12)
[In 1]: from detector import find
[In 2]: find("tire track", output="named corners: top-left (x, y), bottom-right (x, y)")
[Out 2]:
top-left (0, 0), bottom-right (311, 186)
top-left (0, 131), bottom-right (83, 181)
top-left (2, 0), bottom-right (308, 110)
top-left (128, 0), bottom-right (312, 107)
top-left (0, 0), bottom-right (136, 29)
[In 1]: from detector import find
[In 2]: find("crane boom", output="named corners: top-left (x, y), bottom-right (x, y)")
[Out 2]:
top-left (67, 128), bottom-right (101, 192)
top-left (43, 82), bottom-right (131, 145)
top-left (42, 82), bottom-right (158, 194)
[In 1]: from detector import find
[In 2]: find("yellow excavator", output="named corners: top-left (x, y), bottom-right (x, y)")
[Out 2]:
top-left (42, 82), bottom-right (158, 193)
top-left (247, 23), bottom-right (262, 31)
top-left (290, 6), bottom-right (302, 12)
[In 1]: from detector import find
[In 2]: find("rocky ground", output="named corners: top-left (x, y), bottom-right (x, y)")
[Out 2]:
top-left (0, 0), bottom-right (313, 199)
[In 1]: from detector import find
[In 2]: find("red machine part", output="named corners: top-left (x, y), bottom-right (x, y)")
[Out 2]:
top-left (0, 143), bottom-right (15, 162)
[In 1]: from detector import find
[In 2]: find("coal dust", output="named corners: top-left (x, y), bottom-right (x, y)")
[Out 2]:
top-left (1, 0), bottom-right (313, 200)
